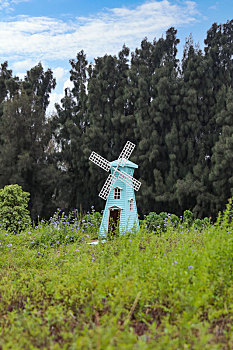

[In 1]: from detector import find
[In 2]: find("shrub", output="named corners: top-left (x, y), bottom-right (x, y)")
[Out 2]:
top-left (0, 184), bottom-right (31, 233)
top-left (193, 217), bottom-right (211, 230)
top-left (144, 211), bottom-right (179, 233)
top-left (144, 212), bottom-right (164, 232)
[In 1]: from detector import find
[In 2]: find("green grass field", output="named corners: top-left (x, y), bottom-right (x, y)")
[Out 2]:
top-left (0, 203), bottom-right (233, 349)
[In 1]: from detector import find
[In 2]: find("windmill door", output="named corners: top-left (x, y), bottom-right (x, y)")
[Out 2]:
top-left (108, 209), bottom-right (121, 235)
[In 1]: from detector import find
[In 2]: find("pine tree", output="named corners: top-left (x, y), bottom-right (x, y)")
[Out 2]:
top-left (53, 51), bottom-right (89, 212)
top-left (128, 28), bottom-right (180, 215)
top-left (0, 62), bottom-right (19, 118)
top-left (22, 62), bottom-right (56, 111)
top-left (175, 40), bottom-right (209, 214)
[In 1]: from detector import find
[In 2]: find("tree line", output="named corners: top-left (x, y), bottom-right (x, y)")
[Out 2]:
top-left (0, 20), bottom-right (232, 220)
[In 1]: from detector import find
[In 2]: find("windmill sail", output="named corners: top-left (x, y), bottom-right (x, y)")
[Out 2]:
top-left (116, 168), bottom-right (141, 191)
top-left (99, 174), bottom-right (117, 200)
top-left (89, 141), bottom-right (141, 201)
top-left (118, 141), bottom-right (135, 167)
top-left (89, 152), bottom-right (111, 172)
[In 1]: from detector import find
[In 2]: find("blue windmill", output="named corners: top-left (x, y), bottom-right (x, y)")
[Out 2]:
top-left (89, 141), bottom-right (141, 237)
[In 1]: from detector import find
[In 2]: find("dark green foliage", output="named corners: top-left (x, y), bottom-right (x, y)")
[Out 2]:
top-left (0, 61), bottom-right (19, 118)
top-left (210, 87), bottom-right (233, 211)
top-left (53, 51), bottom-right (89, 212)
top-left (0, 184), bottom-right (31, 233)
top-left (0, 64), bottom-right (58, 220)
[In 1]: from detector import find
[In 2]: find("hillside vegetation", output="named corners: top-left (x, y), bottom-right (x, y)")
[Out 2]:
top-left (0, 200), bottom-right (232, 349)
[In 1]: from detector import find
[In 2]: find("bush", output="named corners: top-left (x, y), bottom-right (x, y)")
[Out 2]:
top-left (144, 211), bottom-right (179, 233)
top-left (0, 184), bottom-right (31, 233)
top-left (193, 217), bottom-right (211, 230)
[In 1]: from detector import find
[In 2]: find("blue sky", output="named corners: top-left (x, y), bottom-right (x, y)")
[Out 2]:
top-left (0, 0), bottom-right (232, 114)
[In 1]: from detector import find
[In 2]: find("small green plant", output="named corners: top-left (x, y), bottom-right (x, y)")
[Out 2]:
top-left (0, 184), bottom-right (31, 233)
top-left (183, 209), bottom-right (194, 226)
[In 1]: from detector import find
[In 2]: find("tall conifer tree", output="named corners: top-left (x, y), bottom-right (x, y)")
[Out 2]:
top-left (0, 64), bottom-right (57, 219)
top-left (210, 87), bottom-right (233, 213)
top-left (53, 51), bottom-right (88, 212)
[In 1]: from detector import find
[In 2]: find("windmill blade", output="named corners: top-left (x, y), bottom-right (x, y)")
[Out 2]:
top-left (118, 141), bottom-right (135, 167)
top-left (99, 174), bottom-right (117, 200)
top-left (117, 168), bottom-right (141, 191)
top-left (89, 151), bottom-right (111, 172)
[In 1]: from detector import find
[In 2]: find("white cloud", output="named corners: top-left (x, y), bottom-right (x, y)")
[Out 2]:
top-left (47, 91), bottom-right (63, 116)
top-left (11, 0), bottom-right (30, 4)
top-left (53, 67), bottom-right (67, 83)
top-left (12, 58), bottom-right (39, 71)
top-left (0, 0), bottom-right (29, 11)
top-left (0, 0), bottom-right (11, 11)
top-left (208, 3), bottom-right (218, 10)
top-left (63, 78), bottom-right (74, 91)
top-left (0, 1), bottom-right (199, 62)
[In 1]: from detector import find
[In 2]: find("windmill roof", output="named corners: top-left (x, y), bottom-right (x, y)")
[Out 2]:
top-left (111, 159), bottom-right (138, 169)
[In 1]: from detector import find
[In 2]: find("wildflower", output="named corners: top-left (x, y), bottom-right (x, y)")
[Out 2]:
top-left (188, 265), bottom-right (193, 269)
top-left (174, 260), bottom-right (178, 264)
top-left (129, 239), bottom-right (132, 243)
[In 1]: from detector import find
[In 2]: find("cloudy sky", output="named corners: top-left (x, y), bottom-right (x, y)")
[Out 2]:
top-left (0, 0), bottom-right (232, 114)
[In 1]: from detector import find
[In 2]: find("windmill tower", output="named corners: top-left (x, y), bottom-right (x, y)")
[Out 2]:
top-left (89, 141), bottom-right (141, 237)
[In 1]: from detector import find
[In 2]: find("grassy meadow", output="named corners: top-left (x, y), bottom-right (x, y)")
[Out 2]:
top-left (0, 202), bottom-right (233, 349)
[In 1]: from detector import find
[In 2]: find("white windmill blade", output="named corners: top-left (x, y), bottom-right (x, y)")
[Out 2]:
top-left (99, 174), bottom-right (117, 200)
top-left (118, 141), bottom-right (135, 167)
top-left (117, 168), bottom-right (141, 191)
top-left (89, 151), bottom-right (111, 172)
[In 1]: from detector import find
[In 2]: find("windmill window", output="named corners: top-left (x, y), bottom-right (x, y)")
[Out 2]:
top-left (129, 198), bottom-right (133, 211)
top-left (114, 188), bottom-right (121, 200)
